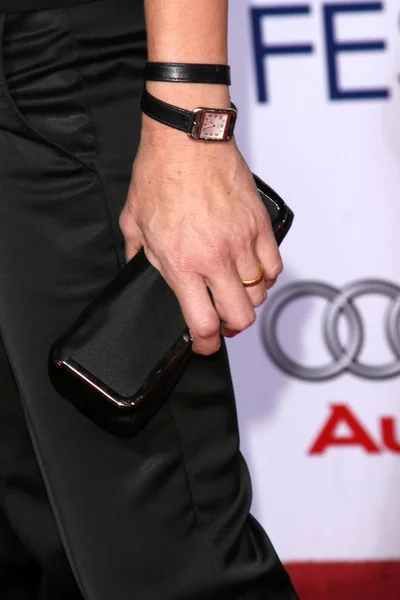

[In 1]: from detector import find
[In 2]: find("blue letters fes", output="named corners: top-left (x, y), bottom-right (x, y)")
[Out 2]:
top-left (251, 2), bottom-right (389, 103)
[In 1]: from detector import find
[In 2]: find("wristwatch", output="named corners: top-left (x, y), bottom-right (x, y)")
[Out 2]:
top-left (141, 89), bottom-right (238, 141)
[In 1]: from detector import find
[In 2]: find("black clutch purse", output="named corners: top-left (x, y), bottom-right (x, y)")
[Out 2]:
top-left (49, 174), bottom-right (294, 437)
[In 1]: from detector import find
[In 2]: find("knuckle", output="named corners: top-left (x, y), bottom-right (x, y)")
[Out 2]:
top-left (265, 277), bottom-right (278, 290)
top-left (119, 214), bottom-right (129, 236)
top-left (205, 243), bottom-right (229, 267)
top-left (233, 312), bottom-right (256, 332)
top-left (119, 213), bottom-right (138, 241)
top-left (268, 260), bottom-right (283, 280)
top-left (259, 208), bottom-right (273, 228)
top-left (222, 327), bottom-right (240, 339)
top-left (164, 248), bottom-right (190, 272)
top-left (231, 225), bottom-right (252, 250)
top-left (193, 319), bottom-right (220, 340)
top-left (252, 291), bottom-right (268, 307)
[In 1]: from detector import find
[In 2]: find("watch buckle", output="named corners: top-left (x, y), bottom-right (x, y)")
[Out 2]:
top-left (189, 109), bottom-right (205, 140)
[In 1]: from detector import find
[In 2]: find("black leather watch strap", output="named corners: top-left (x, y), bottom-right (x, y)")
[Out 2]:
top-left (144, 62), bottom-right (231, 85)
top-left (141, 89), bottom-right (237, 141)
top-left (141, 89), bottom-right (194, 133)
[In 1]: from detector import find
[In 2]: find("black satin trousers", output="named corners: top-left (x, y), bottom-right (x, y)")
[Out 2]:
top-left (0, 1), bottom-right (298, 598)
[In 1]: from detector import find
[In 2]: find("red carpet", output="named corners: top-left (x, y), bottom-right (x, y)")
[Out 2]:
top-left (285, 561), bottom-right (400, 600)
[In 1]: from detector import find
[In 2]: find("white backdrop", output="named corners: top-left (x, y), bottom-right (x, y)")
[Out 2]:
top-left (227, 0), bottom-right (400, 562)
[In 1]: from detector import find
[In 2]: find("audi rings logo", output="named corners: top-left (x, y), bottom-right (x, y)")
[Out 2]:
top-left (261, 280), bottom-right (400, 381)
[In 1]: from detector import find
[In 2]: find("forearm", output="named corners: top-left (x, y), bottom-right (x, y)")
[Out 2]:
top-left (123, 3), bottom-right (280, 357)
top-left (145, 0), bottom-right (228, 63)
top-left (144, 0), bottom-right (231, 109)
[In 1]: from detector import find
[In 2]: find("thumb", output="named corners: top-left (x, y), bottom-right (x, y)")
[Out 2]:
top-left (125, 238), bottom-right (143, 261)
top-left (119, 210), bottom-right (144, 261)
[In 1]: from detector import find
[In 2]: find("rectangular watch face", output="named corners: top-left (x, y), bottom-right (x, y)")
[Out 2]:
top-left (199, 112), bottom-right (229, 140)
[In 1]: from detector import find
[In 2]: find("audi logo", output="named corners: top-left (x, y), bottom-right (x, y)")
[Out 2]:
top-left (261, 280), bottom-right (400, 381)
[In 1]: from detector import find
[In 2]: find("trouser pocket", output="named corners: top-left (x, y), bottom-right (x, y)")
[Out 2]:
top-left (0, 9), bottom-right (97, 176)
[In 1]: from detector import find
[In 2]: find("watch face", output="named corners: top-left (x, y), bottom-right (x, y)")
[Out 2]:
top-left (199, 111), bottom-right (229, 140)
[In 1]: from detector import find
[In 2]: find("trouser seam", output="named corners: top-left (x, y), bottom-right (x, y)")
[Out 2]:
top-left (166, 398), bottom-right (228, 599)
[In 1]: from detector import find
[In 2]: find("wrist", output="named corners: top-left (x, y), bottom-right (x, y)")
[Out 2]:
top-left (140, 115), bottom-right (237, 153)
top-left (140, 84), bottom-right (237, 143)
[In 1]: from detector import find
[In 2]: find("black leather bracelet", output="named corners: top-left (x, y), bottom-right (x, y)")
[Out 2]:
top-left (143, 62), bottom-right (231, 85)
top-left (141, 89), bottom-right (237, 141)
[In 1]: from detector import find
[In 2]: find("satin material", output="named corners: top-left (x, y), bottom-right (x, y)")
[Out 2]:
top-left (0, 0), bottom-right (96, 13)
top-left (0, 1), bottom-right (299, 598)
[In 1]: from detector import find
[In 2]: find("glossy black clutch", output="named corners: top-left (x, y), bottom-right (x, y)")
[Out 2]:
top-left (49, 174), bottom-right (294, 437)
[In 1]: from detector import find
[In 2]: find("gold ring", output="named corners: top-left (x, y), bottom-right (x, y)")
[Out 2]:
top-left (241, 263), bottom-right (264, 287)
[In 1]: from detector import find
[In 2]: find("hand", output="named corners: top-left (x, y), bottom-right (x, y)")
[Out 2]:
top-left (119, 120), bottom-right (283, 356)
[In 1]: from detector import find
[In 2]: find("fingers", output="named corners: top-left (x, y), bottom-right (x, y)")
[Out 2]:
top-left (169, 273), bottom-right (222, 356)
top-left (119, 208), bottom-right (144, 262)
top-left (255, 227), bottom-right (283, 290)
top-left (165, 236), bottom-right (282, 354)
top-left (169, 264), bottom-right (258, 353)
top-left (121, 214), bottom-right (283, 357)
top-left (236, 247), bottom-right (268, 308)
top-left (206, 263), bottom-right (257, 339)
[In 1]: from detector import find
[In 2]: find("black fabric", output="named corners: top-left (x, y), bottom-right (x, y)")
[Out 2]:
top-left (0, 0), bottom-right (299, 598)
top-left (0, 337), bottom-right (85, 599)
top-left (0, 0), bottom-right (95, 13)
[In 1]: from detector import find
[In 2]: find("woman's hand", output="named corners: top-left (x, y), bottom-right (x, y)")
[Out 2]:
top-left (120, 118), bottom-right (283, 356)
